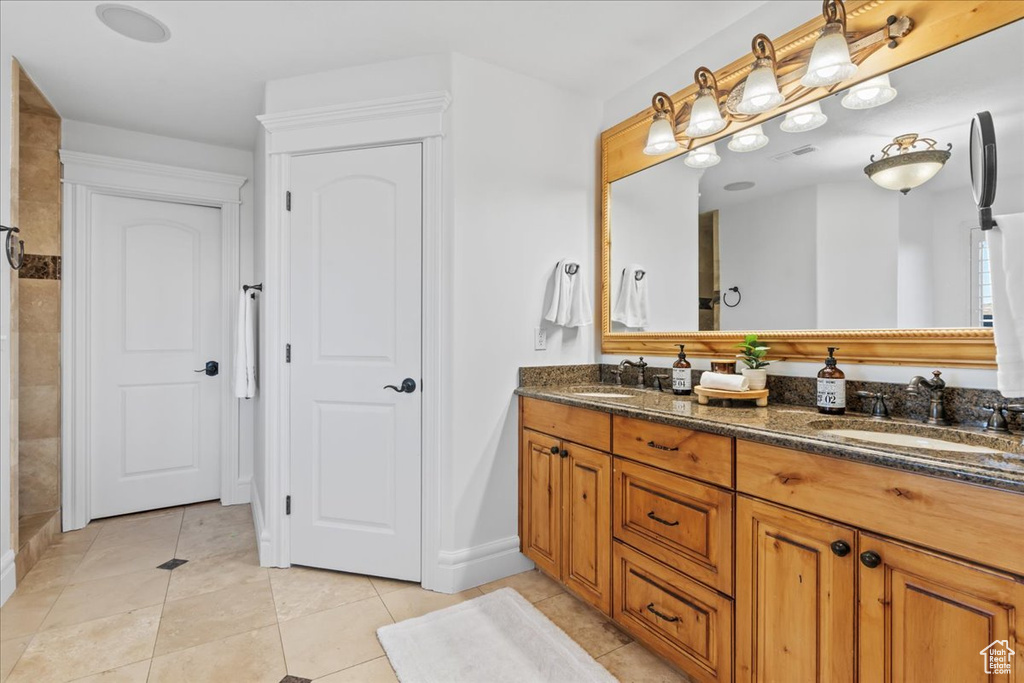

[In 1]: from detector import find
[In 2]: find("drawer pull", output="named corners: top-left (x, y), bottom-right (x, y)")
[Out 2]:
top-left (646, 603), bottom-right (679, 622)
top-left (646, 511), bottom-right (679, 527)
top-left (646, 440), bottom-right (679, 452)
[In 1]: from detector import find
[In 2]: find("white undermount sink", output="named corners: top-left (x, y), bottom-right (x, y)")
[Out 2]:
top-left (572, 391), bottom-right (636, 399)
top-left (822, 429), bottom-right (1002, 454)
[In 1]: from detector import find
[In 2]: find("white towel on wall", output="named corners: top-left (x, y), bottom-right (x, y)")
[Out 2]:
top-left (545, 259), bottom-right (593, 327)
top-left (233, 290), bottom-right (257, 399)
top-left (612, 264), bottom-right (649, 329)
top-left (988, 213), bottom-right (1024, 397)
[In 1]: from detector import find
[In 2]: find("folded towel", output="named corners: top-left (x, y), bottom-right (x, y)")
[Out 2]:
top-left (545, 259), bottom-right (593, 327)
top-left (699, 372), bottom-right (750, 392)
top-left (612, 264), bottom-right (649, 329)
top-left (233, 290), bottom-right (257, 399)
top-left (989, 213), bottom-right (1024, 397)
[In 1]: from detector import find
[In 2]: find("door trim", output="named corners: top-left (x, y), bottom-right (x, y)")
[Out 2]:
top-left (258, 91), bottom-right (450, 590)
top-left (60, 151), bottom-right (247, 530)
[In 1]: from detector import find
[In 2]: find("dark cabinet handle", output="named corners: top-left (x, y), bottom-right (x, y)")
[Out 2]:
top-left (647, 511), bottom-right (679, 527)
top-left (646, 603), bottom-right (679, 622)
top-left (560, 448), bottom-right (569, 458)
top-left (860, 550), bottom-right (882, 568)
top-left (550, 445), bottom-right (559, 455)
top-left (384, 378), bottom-right (417, 393)
top-left (830, 540), bottom-right (851, 557)
top-left (646, 440), bottom-right (679, 452)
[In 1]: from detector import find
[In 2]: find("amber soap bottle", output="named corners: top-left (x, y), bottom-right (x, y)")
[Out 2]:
top-left (672, 344), bottom-right (692, 396)
top-left (816, 347), bottom-right (846, 415)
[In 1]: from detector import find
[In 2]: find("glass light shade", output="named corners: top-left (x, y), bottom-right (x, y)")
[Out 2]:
top-left (801, 22), bottom-right (858, 87)
top-left (779, 102), bottom-right (828, 133)
top-left (841, 74), bottom-right (897, 110)
top-left (865, 151), bottom-right (950, 194)
top-left (684, 142), bottom-right (721, 169)
top-left (727, 124), bottom-right (769, 152)
top-left (643, 113), bottom-right (680, 155)
top-left (684, 90), bottom-right (727, 137)
top-left (736, 60), bottom-right (784, 114)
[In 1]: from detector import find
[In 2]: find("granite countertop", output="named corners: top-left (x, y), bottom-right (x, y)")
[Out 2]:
top-left (515, 384), bottom-right (1024, 495)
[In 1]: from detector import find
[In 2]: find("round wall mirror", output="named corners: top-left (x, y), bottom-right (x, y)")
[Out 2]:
top-left (969, 111), bottom-right (997, 229)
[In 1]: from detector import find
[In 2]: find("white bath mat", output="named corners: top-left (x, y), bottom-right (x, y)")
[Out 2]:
top-left (377, 587), bottom-right (618, 683)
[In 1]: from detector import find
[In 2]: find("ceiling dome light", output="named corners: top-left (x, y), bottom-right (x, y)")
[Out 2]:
top-left (684, 68), bottom-right (727, 138)
top-left (780, 102), bottom-right (828, 133)
top-left (643, 92), bottom-right (680, 156)
top-left (684, 142), bottom-right (721, 169)
top-left (841, 73), bottom-right (898, 110)
top-left (801, 0), bottom-right (857, 87)
top-left (725, 181), bottom-right (756, 191)
top-left (96, 4), bottom-right (171, 43)
top-left (728, 124), bottom-right (769, 153)
top-left (864, 133), bottom-right (951, 194)
top-left (737, 34), bottom-right (784, 115)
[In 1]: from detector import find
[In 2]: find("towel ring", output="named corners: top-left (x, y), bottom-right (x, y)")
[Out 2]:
top-left (623, 268), bottom-right (646, 282)
top-left (723, 286), bottom-right (741, 308)
top-left (564, 262), bottom-right (579, 275)
top-left (1, 225), bottom-right (25, 270)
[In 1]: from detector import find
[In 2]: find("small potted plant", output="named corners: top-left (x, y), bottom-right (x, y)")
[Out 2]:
top-left (735, 334), bottom-right (771, 390)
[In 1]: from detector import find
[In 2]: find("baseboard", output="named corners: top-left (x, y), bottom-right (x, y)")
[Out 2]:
top-left (249, 479), bottom-right (273, 567)
top-left (433, 535), bottom-right (535, 593)
top-left (233, 476), bottom-right (252, 505)
top-left (0, 549), bottom-right (17, 605)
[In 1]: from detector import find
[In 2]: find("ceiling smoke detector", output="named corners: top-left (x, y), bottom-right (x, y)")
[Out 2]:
top-left (96, 4), bottom-right (171, 43)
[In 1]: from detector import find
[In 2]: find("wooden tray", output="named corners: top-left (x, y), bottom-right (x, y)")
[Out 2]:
top-left (694, 385), bottom-right (769, 407)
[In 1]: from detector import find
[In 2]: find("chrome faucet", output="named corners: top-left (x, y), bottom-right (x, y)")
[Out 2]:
top-left (617, 357), bottom-right (648, 388)
top-left (906, 370), bottom-right (950, 426)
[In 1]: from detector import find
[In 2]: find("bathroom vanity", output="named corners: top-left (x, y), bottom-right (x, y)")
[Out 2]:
top-left (516, 385), bottom-right (1024, 683)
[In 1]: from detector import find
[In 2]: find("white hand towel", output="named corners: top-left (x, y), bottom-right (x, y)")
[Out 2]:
top-left (988, 213), bottom-right (1024, 397)
top-left (233, 290), bottom-right (257, 399)
top-left (544, 259), bottom-right (593, 327)
top-left (612, 264), bottom-right (649, 329)
top-left (699, 372), bottom-right (750, 392)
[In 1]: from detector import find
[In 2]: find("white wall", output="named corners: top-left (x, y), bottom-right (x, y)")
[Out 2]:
top-left (1, 53), bottom-right (15, 604)
top-left (897, 190), bottom-right (935, 328)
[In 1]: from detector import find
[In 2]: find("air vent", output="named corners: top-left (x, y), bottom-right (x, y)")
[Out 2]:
top-left (771, 145), bottom-right (819, 162)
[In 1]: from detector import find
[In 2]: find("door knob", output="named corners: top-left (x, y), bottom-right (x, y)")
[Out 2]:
top-left (194, 361), bottom-right (219, 377)
top-left (384, 378), bottom-right (417, 393)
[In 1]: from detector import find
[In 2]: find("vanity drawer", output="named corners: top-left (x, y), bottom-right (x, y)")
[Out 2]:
top-left (522, 397), bottom-right (610, 451)
top-left (614, 458), bottom-right (733, 594)
top-left (736, 439), bottom-right (1024, 576)
top-left (613, 541), bottom-right (733, 683)
top-left (613, 416), bottom-right (733, 487)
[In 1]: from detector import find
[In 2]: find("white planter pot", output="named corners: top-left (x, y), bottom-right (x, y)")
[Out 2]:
top-left (742, 368), bottom-right (768, 391)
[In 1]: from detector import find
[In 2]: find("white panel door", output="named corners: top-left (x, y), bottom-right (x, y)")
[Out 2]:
top-left (289, 144), bottom-right (422, 581)
top-left (90, 195), bottom-right (223, 518)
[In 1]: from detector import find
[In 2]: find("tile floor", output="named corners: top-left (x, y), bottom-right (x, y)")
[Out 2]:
top-left (0, 502), bottom-right (692, 682)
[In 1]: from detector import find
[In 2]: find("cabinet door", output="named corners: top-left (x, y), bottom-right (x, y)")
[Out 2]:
top-left (521, 429), bottom-right (562, 578)
top-left (561, 444), bottom-right (612, 614)
top-left (859, 534), bottom-right (1024, 683)
top-left (735, 496), bottom-right (856, 683)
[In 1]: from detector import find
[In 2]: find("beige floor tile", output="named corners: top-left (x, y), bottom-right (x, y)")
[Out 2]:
top-left (535, 592), bottom-right (632, 658)
top-left (148, 625), bottom-right (285, 683)
top-left (13, 553), bottom-right (82, 594)
top-left (0, 635), bottom-right (32, 682)
top-left (174, 524), bottom-right (256, 561)
top-left (92, 508), bottom-right (183, 529)
top-left (369, 576), bottom-right (417, 596)
top-left (41, 537), bottom-right (95, 560)
top-left (70, 660), bottom-right (152, 682)
top-left (316, 656), bottom-right (398, 683)
top-left (598, 642), bottom-right (696, 682)
top-left (154, 577), bottom-right (277, 655)
top-left (379, 585), bottom-right (483, 622)
top-left (279, 596), bottom-right (392, 679)
top-left (71, 537), bottom-right (178, 585)
top-left (479, 569), bottom-right (565, 603)
top-left (7, 605), bottom-right (161, 683)
top-left (165, 548), bottom-right (266, 602)
top-left (0, 586), bottom-right (63, 640)
top-left (89, 512), bottom-right (182, 552)
top-left (180, 502), bottom-right (252, 531)
top-left (41, 569), bottom-right (169, 631)
top-left (269, 566), bottom-right (377, 621)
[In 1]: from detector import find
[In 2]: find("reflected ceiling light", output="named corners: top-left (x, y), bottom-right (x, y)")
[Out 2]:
top-left (801, 0), bottom-right (857, 87)
top-left (725, 181), bottom-right (756, 191)
top-left (864, 134), bottom-right (951, 194)
top-left (684, 68), bottom-right (727, 138)
top-left (737, 34), bottom-right (784, 115)
top-left (841, 73), bottom-right (898, 109)
top-left (727, 124), bottom-right (769, 153)
top-left (780, 102), bottom-right (828, 133)
top-left (96, 4), bottom-right (171, 43)
top-left (684, 142), bottom-right (721, 169)
top-left (643, 92), bottom-right (681, 156)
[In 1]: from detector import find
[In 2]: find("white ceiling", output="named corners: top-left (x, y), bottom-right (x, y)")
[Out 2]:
top-left (0, 0), bottom-right (768, 149)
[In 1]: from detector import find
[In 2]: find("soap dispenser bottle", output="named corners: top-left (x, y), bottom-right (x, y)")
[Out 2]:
top-left (672, 344), bottom-right (692, 396)
top-left (816, 347), bottom-right (846, 415)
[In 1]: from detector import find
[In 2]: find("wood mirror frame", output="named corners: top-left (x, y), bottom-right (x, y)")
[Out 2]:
top-left (600, 0), bottom-right (1024, 367)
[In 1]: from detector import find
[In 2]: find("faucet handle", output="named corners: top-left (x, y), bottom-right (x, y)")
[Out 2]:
top-left (981, 403), bottom-right (1010, 433)
top-left (930, 370), bottom-right (946, 388)
top-left (855, 390), bottom-right (890, 420)
top-left (1006, 404), bottom-right (1024, 414)
top-left (637, 356), bottom-right (648, 368)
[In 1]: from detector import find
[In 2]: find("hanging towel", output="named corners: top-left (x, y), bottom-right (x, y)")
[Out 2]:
top-left (233, 290), bottom-right (257, 399)
top-left (988, 213), bottom-right (1024, 397)
top-left (699, 372), bottom-right (750, 392)
top-left (544, 259), bottom-right (593, 327)
top-left (612, 264), bottom-right (649, 329)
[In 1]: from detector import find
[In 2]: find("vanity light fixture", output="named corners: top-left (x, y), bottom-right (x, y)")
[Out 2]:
top-left (643, 92), bottom-right (681, 156)
top-left (864, 133), bottom-right (951, 194)
top-left (801, 0), bottom-right (858, 87)
top-left (779, 102), bottom-right (828, 133)
top-left (841, 73), bottom-right (898, 109)
top-left (737, 34), bottom-right (784, 115)
top-left (727, 124), bottom-right (769, 153)
top-left (684, 142), bottom-right (721, 169)
top-left (684, 68), bottom-right (727, 138)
